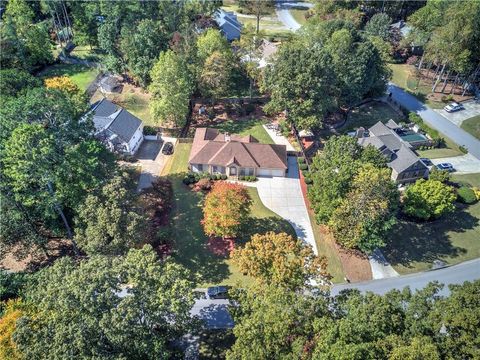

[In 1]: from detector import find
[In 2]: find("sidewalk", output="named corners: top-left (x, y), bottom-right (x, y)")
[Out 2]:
top-left (262, 124), bottom-right (296, 151)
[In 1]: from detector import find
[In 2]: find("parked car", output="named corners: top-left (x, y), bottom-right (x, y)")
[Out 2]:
top-left (436, 163), bottom-right (455, 172)
top-left (420, 158), bottom-right (433, 166)
top-left (207, 286), bottom-right (229, 299)
top-left (444, 102), bottom-right (464, 112)
top-left (161, 142), bottom-right (174, 155)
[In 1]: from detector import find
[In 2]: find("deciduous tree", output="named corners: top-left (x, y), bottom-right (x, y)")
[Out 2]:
top-left (0, 300), bottom-right (23, 360)
top-left (202, 182), bottom-right (251, 239)
top-left (403, 179), bottom-right (456, 220)
top-left (149, 50), bottom-right (193, 128)
top-left (329, 164), bottom-right (399, 253)
top-left (238, 0), bottom-right (275, 34)
top-left (13, 246), bottom-right (195, 359)
top-left (231, 232), bottom-right (329, 289)
top-left (364, 13), bottom-right (392, 41)
top-left (74, 173), bottom-right (145, 255)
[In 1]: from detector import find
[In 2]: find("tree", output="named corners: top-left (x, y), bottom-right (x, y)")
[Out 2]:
top-left (329, 164), bottom-right (399, 253)
top-left (227, 284), bottom-right (327, 360)
top-left (196, 28), bottom-right (231, 65)
top-left (308, 136), bottom-right (363, 223)
top-left (202, 182), bottom-right (251, 239)
top-left (199, 51), bottom-right (234, 99)
top-left (44, 75), bottom-right (88, 111)
top-left (428, 167), bottom-right (450, 183)
top-left (0, 69), bottom-right (41, 98)
top-left (74, 173), bottom-right (145, 255)
top-left (238, 0), bottom-right (275, 34)
top-left (390, 337), bottom-right (441, 360)
top-left (403, 179), bottom-right (456, 220)
top-left (231, 232), bottom-right (329, 290)
top-left (0, 300), bottom-right (23, 360)
top-left (149, 50), bottom-right (193, 128)
top-left (364, 13), bottom-right (392, 41)
top-left (13, 246), bottom-right (195, 359)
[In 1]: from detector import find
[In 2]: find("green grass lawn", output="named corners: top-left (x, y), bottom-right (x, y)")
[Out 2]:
top-left (384, 202), bottom-right (480, 274)
top-left (211, 118), bottom-right (274, 144)
top-left (162, 142), bottom-right (295, 287)
top-left (69, 45), bottom-right (105, 63)
top-left (461, 115), bottom-right (480, 140)
top-left (341, 101), bottom-right (404, 133)
top-left (451, 173), bottom-right (480, 188)
top-left (290, 9), bottom-right (308, 25)
top-left (39, 63), bottom-right (99, 91)
top-left (416, 136), bottom-right (463, 159)
top-left (308, 212), bottom-right (345, 283)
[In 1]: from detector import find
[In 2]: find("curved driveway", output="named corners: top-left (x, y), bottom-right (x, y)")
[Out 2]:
top-left (388, 84), bottom-right (480, 160)
top-left (275, 1), bottom-right (312, 31)
top-left (332, 258), bottom-right (480, 296)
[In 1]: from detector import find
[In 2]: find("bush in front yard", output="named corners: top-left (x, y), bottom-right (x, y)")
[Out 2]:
top-left (299, 163), bottom-right (308, 171)
top-left (297, 157), bottom-right (305, 164)
top-left (221, 174), bottom-right (228, 180)
top-left (457, 187), bottom-right (477, 204)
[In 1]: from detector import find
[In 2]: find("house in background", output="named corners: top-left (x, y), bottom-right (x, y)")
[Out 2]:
top-left (189, 128), bottom-right (288, 177)
top-left (214, 9), bottom-right (242, 41)
top-left (358, 121), bottom-right (429, 184)
top-left (90, 98), bottom-right (144, 155)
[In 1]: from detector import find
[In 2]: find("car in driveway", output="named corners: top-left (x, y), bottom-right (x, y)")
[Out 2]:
top-left (444, 102), bottom-right (464, 113)
top-left (420, 158), bottom-right (433, 167)
top-left (207, 286), bottom-right (229, 299)
top-left (436, 163), bottom-right (455, 172)
top-left (161, 142), bottom-right (174, 155)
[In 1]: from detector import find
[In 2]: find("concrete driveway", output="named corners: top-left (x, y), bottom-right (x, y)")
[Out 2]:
top-left (431, 153), bottom-right (480, 174)
top-left (135, 140), bottom-right (167, 190)
top-left (241, 157), bottom-right (318, 254)
top-left (190, 299), bottom-right (234, 329)
top-left (434, 100), bottom-right (480, 126)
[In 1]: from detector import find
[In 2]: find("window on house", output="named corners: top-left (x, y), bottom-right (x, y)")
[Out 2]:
top-left (197, 164), bottom-right (204, 171)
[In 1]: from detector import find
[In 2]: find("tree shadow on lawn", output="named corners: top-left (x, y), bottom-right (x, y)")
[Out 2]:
top-left (383, 205), bottom-right (478, 268)
top-left (167, 175), bottom-right (230, 285)
top-left (238, 216), bottom-right (297, 246)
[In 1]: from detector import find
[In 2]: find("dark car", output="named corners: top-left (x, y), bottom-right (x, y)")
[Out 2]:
top-left (420, 158), bottom-right (433, 166)
top-left (162, 142), bottom-right (174, 155)
top-left (207, 286), bottom-right (229, 299)
top-left (436, 163), bottom-right (455, 172)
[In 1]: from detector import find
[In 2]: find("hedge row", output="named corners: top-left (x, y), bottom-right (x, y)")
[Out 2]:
top-left (183, 172), bottom-right (227, 185)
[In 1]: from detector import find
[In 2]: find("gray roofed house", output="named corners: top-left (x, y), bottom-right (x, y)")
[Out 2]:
top-left (90, 98), bottom-right (144, 155)
top-left (214, 9), bottom-right (242, 41)
top-left (358, 121), bottom-right (429, 184)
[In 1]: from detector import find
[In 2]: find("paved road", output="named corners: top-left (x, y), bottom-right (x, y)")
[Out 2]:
top-left (388, 84), bottom-right (480, 160)
top-left (275, 1), bottom-right (312, 31)
top-left (332, 258), bottom-right (480, 296)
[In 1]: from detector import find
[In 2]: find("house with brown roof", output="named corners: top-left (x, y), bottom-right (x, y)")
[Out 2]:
top-left (189, 128), bottom-right (288, 177)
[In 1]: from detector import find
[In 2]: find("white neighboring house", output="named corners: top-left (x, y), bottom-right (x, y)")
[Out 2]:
top-left (90, 98), bottom-right (144, 155)
top-left (214, 9), bottom-right (242, 41)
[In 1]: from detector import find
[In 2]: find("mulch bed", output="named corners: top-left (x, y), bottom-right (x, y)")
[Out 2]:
top-left (207, 237), bottom-right (235, 257)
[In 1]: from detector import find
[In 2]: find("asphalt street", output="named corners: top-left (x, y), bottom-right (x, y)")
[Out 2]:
top-left (388, 84), bottom-right (480, 160)
top-left (332, 258), bottom-right (480, 296)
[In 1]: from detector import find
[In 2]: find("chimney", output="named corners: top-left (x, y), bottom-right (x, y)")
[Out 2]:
top-left (225, 132), bottom-right (231, 142)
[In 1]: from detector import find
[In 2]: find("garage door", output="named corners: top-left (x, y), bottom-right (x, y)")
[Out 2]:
top-left (257, 169), bottom-right (284, 177)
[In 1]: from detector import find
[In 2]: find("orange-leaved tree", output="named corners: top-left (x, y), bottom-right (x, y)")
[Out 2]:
top-left (44, 76), bottom-right (80, 95)
top-left (202, 181), bottom-right (251, 239)
top-left (0, 299), bottom-right (24, 360)
top-left (231, 231), bottom-right (330, 289)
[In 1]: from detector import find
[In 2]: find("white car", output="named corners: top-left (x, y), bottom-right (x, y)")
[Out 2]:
top-left (444, 102), bottom-right (464, 113)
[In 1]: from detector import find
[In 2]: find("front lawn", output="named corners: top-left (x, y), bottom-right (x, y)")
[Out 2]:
top-left (39, 63), bottom-right (99, 91)
top-left (416, 136), bottom-right (463, 159)
top-left (341, 101), bottom-right (403, 133)
top-left (461, 115), bottom-right (480, 140)
top-left (290, 9), bottom-right (308, 25)
top-left (451, 173), bottom-right (480, 188)
top-left (211, 118), bottom-right (274, 144)
top-left (384, 202), bottom-right (480, 274)
top-left (162, 142), bottom-right (295, 287)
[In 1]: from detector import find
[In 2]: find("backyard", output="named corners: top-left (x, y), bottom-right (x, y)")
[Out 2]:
top-left (341, 101), bottom-right (403, 133)
top-left (461, 115), bottom-right (480, 140)
top-left (210, 118), bottom-right (274, 144)
top-left (161, 142), bottom-right (295, 287)
top-left (39, 63), bottom-right (99, 91)
top-left (90, 84), bottom-right (154, 126)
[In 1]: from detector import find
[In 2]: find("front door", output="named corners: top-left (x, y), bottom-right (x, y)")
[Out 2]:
top-left (229, 166), bottom-right (237, 176)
